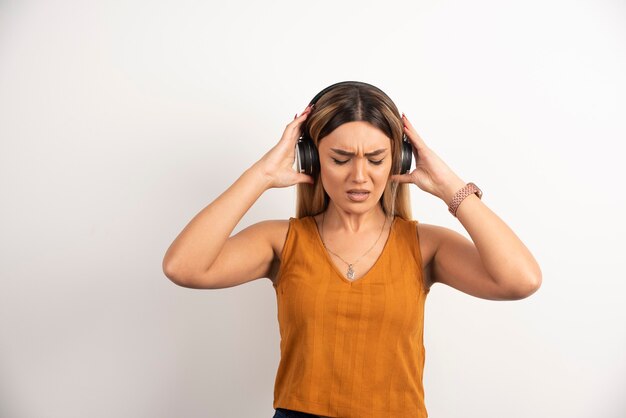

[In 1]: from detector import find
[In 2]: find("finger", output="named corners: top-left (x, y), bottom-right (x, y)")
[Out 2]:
top-left (291, 111), bottom-right (310, 136)
top-left (402, 113), bottom-right (427, 149)
top-left (276, 121), bottom-right (309, 157)
top-left (279, 105), bottom-right (315, 150)
top-left (389, 173), bottom-right (413, 184)
top-left (402, 115), bottom-right (424, 145)
top-left (293, 105), bottom-right (313, 122)
top-left (296, 107), bottom-right (312, 120)
top-left (286, 107), bottom-right (311, 132)
top-left (294, 173), bottom-right (315, 184)
top-left (282, 107), bottom-right (312, 144)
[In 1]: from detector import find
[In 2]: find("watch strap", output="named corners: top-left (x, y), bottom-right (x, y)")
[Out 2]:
top-left (448, 182), bottom-right (483, 217)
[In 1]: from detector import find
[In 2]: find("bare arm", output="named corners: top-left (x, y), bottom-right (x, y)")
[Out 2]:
top-left (395, 113), bottom-right (542, 300)
top-left (162, 105), bottom-right (314, 287)
top-left (432, 178), bottom-right (542, 300)
top-left (162, 165), bottom-right (271, 285)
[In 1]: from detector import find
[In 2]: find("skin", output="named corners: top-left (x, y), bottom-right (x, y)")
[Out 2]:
top-left (161, 103), bottom-right (543, 418)
top-left (163, 104), bottom-right (542, 301)
top-left (315, 120), bottom-right (392, 229)
top-left (311, 120), bottom-right (397, 281)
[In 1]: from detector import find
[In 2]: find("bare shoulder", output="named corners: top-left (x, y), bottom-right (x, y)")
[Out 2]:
top-left (415, 223), bottom-right (441, 266)
top-left (259, 219), bottom-right (291, 284)
top-left (242, 218), bottom-right (291, 258)
top-left (415, 222), bottom-right (447, 290)
top-left (262, 219), bottom-right (291, 258)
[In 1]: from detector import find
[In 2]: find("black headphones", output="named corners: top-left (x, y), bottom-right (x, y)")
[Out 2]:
top-left (295, 81), bottom-right (414, 179)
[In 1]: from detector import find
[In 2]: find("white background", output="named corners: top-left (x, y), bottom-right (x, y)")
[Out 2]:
top-left (1, 0), bottom-right (625, 417)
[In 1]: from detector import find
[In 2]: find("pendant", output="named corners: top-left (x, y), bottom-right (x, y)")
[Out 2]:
top-left (347, 264), bottom-right (355, 280)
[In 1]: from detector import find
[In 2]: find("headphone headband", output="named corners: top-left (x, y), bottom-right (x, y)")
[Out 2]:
top-left (308, 81), bottom-right (385, 107)
top-left (296, 80), bottom-right (414, 178)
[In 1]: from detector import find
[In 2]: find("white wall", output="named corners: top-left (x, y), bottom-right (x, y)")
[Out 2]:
top-left (1, 0), bottom-right (625, 417)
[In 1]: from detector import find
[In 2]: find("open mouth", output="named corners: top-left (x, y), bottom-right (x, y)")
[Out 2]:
top-left (347, 191), bottom-right (370, 201)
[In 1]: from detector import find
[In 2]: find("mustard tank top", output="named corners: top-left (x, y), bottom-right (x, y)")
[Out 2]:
top-left (272, 215), bottom-right (430, 417)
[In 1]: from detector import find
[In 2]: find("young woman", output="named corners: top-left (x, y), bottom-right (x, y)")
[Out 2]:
top-left (162, 81), bottom-right (542, 418)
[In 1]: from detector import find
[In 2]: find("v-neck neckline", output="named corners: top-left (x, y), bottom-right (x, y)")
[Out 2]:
top-left (309, 215), bottom-right (398, 285)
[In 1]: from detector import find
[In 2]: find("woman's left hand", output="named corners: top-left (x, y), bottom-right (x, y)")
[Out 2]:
top-left (390, 114), bottom-right (466, 203)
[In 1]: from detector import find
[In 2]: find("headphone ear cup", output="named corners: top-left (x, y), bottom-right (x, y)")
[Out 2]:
top-left (400, 135), bottom-right (414, 174)
top-left (311, 143), bottom-right (320, 178)
top-left (296, 137), bottom-right (320, 178)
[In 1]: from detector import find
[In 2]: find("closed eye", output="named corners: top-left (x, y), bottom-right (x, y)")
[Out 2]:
top-left (332, 158), bottom-right (385, 165)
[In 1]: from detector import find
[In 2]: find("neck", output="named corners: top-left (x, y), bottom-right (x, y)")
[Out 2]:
top-left (323, 202), bottom-right (389, 234)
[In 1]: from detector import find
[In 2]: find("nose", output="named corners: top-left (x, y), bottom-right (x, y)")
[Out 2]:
top-left (352, 157), bottom-right (367, 183)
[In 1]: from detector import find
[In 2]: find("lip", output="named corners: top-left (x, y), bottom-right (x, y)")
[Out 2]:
top-left (347, 190), bottom-right (370, 202)
top-left (347, 189), bottom-right (370, 193)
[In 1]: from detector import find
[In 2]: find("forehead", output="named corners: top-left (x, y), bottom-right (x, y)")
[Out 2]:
top-left (319, 121), bottom-right (390, 150)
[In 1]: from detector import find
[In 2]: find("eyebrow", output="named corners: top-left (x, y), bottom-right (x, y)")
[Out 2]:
top-left (330, 148), bottom-right (388, 157)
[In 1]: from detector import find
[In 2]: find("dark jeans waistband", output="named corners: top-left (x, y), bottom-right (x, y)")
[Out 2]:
top-left (273, 407), bottom-right (322, 418)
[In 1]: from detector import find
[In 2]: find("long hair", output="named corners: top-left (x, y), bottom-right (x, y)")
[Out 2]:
top-left (295, 82), bottom-right (412, 221)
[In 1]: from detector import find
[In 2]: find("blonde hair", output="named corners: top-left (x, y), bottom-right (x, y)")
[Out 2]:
top-left (295, 82), bottom-right (412, 221)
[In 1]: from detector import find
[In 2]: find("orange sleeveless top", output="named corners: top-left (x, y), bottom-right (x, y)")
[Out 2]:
top-left (272, 215), bottom-right (430, 417)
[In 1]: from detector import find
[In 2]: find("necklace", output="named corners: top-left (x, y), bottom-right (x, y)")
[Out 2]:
top-left (320, 211), bottom-right (388, 280)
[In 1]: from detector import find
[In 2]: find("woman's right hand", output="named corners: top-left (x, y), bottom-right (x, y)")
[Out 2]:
top-left (253, 104), bottom-right (315, 189)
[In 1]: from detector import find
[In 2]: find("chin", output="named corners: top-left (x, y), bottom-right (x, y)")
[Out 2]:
top-left (332, 194), bottom-right (385, 212)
